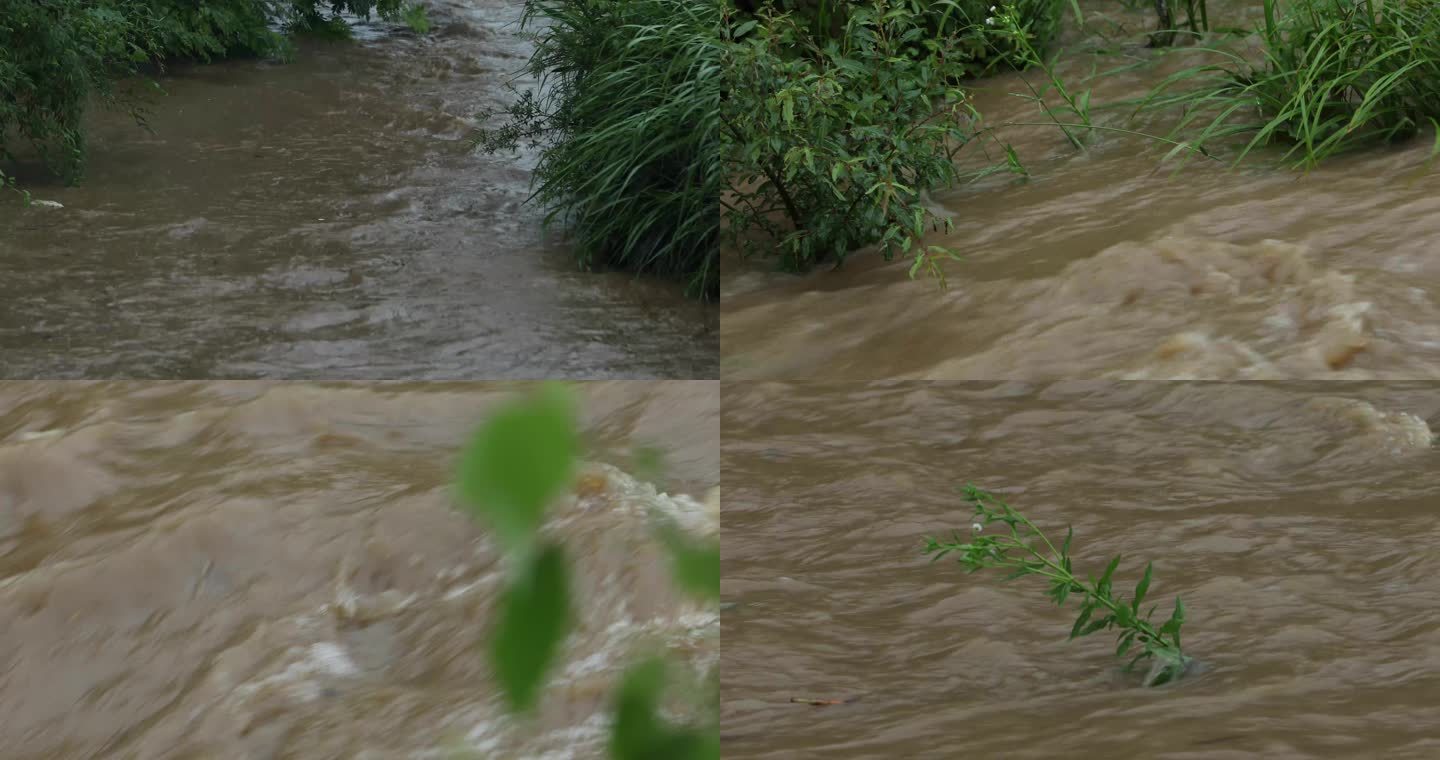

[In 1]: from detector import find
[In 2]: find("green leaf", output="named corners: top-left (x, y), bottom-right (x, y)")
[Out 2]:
top-left (657, 520), bottom-right (719, 601)
top-left (1061, 525), bottom-right (1073, 556)
top-left (1133, 562), bottom-right (1152, 613)
top-left (631, 444), bottom-right (667, 486)
top-left (1112, 603), bottom-right (1134, 627)
top-left (1002, 565), bottom-right (1033, 582)
top-left (490, 542), bottom-right (572, 713)
top-left (610, 658), bottom-right (714, 760)
top-left (1079, 615), bottom-right (1111, 637)
top-left (1069, 603), bottom-right (1093, 639)
top-left (1052, 577), bottom-right (1070, 605)
top-left (1159, 597), bottom-right (1187, 647)
top-left (456, 383), bottom-right (579, 551)
top-left (1097, 554), bottom-right (1122, 593)
top-left (1116, 629), bottom-right (1137, 657)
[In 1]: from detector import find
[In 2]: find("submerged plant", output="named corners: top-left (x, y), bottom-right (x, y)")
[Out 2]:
top-left (923, 485), bottom-right (1192, 687)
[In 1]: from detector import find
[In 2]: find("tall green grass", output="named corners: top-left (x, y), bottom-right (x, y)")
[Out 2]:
top-left (473, 0), bottom-right (719, 297)
top-left (1139, 0), bottom-right (1440, 167)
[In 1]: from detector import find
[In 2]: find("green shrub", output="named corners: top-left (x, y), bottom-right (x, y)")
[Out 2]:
top-left (753, 0), bottom-right (1066, 76)
top-left (721, 0), bottom-right (975, 282)
top-left (472, 0), bottom-right (720, 298)
top-left (1140, 0), bottom-right (1440, 167)
top-left (0, 0), bottom-right (143, 182)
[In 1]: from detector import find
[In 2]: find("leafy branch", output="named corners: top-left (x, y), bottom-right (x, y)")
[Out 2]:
top-left (923, 485), bottom-right (1192, 687)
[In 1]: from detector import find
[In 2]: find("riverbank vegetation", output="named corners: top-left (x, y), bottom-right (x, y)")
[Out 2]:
top-left (1141, 0), bottom-right (1440, 168)
top-left (472, 0), bottom-right (720, 298)
top-left (0, 0), bottom-right (417, 186)
top-left (725, 0), bottom-right (1440, 282)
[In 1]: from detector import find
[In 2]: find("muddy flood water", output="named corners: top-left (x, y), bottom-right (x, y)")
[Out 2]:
top-left (0, 0), bottom-right (717, 380)
top-left (721, 382), bottom-right (1440, 758)
top-left (0, 381), bottom-right (717, 758)
top-left (722, 1), bottom-right (1440, 381)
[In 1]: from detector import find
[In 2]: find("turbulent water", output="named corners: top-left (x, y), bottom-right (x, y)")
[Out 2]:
top-left (0, 381), bottom-right (718, 758)
top-left (721, 2), bottom-right (1440, 381)
top-left (720, 381), bottom-right (1440, 758)
top-left (0, 0), bottom-right (717, 379)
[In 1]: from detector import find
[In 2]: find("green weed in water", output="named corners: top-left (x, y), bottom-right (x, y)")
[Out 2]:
top-left (454, 383), bottom-right (718, 758)
top-left (923, 485), bottom-right (1192, 687)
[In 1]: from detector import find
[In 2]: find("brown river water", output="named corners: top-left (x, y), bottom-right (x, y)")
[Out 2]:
top-left (0, 380), bottom-right (718, 758)
top-left (721, 381), bottom-right (1440, 758)
top-left (722, 2), bottom-right (1440, 381)
top-left (0, 1), bottom-right (717, 380)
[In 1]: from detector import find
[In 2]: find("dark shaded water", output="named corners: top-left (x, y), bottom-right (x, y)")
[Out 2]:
top-left (0, 1), bottom-right (717, 379)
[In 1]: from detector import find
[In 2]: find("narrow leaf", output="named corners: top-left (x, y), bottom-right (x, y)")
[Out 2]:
top-left (657, 520), bottom-right (719, 601)
top-left (1080, 616), bottom-right (1111, 637)
top-left (1133, 562), bottom-right (1153, 613)
top-left (1070, 604), bottom-right (1094, 640)
top-left (1098, 554), bottom-right (1122, 593)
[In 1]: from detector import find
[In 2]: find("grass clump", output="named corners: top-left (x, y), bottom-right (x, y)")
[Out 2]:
top-left (924, 485), bottom-right (1193, 687)
top-left (472, 0), bottom-right (720, 298)
top-left (1140, 0), bottom-right (1440, 168)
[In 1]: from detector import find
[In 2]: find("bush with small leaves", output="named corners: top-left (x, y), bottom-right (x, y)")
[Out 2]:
top-left (721, 0), bottom-right (977, 284)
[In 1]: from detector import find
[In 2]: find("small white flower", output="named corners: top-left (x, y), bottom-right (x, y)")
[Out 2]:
top-left (972, 522), bottom-right (984, 533)
top-left (985, 16), bottom-right (995, 25)
top-left (990, 5), bottom-right (998, 11)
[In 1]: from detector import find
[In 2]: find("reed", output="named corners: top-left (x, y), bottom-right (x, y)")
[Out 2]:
top-left (1137, 0), bottom-right (1440, 168)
